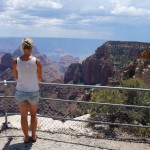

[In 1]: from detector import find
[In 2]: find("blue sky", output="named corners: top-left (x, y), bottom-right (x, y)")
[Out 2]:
top-left (0, 0), bottom-right (150, 42)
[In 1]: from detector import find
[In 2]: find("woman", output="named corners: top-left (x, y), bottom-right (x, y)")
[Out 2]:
top-left (13, 38), bottom-right (42, 143)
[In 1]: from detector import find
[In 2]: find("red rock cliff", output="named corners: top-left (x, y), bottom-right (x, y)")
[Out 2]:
top-left (64, 41), bottom-right (150, 85)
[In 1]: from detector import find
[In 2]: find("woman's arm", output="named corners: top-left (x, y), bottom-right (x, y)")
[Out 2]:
top-left (13, 59), bottom-right (18, 80)
top-left (36, 59), bottom-right (42, 82)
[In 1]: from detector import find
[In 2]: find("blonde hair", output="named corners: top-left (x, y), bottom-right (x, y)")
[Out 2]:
top-left (22, 38), bottom-right (34, 50)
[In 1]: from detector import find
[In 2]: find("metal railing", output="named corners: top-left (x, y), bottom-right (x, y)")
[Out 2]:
top-left (0, 80), bottom-right (150, 138)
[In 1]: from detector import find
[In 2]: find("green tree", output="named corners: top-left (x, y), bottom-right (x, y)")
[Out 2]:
top-left (89, 78), bottom-right (150, 133)
top-left (90, 89), bottom-right (126, 129)
top-left (120, 78), bottom-right (150, 124)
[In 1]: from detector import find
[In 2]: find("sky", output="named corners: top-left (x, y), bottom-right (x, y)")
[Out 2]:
top-left (0, 0), bottom-right (150, 42)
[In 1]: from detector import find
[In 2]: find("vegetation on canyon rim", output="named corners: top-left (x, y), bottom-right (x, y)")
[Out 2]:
top-left (88, 78), bottom-right (150, 137)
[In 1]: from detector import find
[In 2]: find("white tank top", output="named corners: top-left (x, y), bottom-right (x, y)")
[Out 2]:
top-left (16, 56), bottom-right (39, 92)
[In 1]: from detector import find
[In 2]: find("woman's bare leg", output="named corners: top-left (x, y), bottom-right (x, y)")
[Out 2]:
top-left (18, 102), bottom-right (29, 141)
top-left (29, 103), bottom-right (38, 140)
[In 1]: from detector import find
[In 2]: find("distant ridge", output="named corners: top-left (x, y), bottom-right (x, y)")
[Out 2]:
top-left (0, 51), bottom-right (6, 54)
top-left (0, 37), bottom-right (103, 60)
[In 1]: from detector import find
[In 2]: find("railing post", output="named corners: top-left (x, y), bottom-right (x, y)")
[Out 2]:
top-left (2, 80), bottom-right (9, 129)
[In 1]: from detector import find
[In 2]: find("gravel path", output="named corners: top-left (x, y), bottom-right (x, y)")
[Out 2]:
top-left (0, 129), bottom-right (149, 150)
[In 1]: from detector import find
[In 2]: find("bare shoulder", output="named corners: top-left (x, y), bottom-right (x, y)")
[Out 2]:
top-left (36, 58), bottom-right (41, 63)
top-left (13, 58), bottom-right (17, 64)
top-left (36, 58), bottom-right (42, 66)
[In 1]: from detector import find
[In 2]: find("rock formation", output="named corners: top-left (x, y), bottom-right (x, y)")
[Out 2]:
top-left (64, 41), bottom-right (150, 85)
top-left (142, 65), bottom-right (150, 84)
top-left (42, 64), bottom-right (63, 83)
top-left (0, 51), bottom-right (6, 62)
top-left (64, 63), bottom-right (83, 84)
top-left (0, 53), bottom-right (13, 72)
top-left (135, 49), bottom-right (150, 85)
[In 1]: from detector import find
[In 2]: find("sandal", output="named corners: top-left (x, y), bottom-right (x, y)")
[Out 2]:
top-left (31, 135), bottom-right (37, 143)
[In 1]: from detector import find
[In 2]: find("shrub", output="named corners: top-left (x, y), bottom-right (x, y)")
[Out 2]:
top-left (89, 78), bottom-right (150, 136)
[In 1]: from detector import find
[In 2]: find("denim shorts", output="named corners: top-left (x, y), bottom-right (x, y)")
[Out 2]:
top-left (15, 90), bottom-right (39, 105)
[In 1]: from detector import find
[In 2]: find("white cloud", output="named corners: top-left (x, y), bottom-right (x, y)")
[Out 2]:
top-left (34, 18), bottom-right (64, 27)
top-left (98, 6), bottom-right (105, 10)
top-left (0, 13), bottom-right (10, 20)
top-left (0, 7), bottom-right (64, 28)
top-left (5, 0), bottom-right (62, 10)
top-left (66, 13), bottom-right (80, 20)
top-left (111, 0), bottom-right (150, 16)
top-left (0, 0), bottom-right (150, 41)
top-left (34, 0), bottom-right (62, 9)
top-left (79, 16), bottom-right (114, 25)
top-left (111, 5), bottom-right (150, 16)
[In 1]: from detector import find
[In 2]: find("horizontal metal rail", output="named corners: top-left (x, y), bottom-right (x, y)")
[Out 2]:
top-left (41, 82), bottom-right (150, 92)
top-left (1, 96), bottom-right (150, 109)
top-left (0, 80), bottom-right (150, 92)
top-left (0, 96), bottom-right (15, 98)
top-left (40, 97), bottom-right (150, 109)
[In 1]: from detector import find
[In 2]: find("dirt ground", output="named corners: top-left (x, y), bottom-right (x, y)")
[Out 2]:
top-left (0, 129), bottom-right (150, 150)
top-left (0, 114), bottom-right (150, 150)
